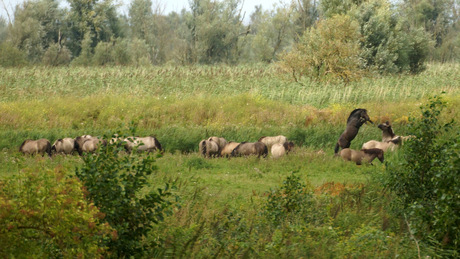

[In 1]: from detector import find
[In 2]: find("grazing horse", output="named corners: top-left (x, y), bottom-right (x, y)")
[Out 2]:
top-left (231, 142), bottom-right (268, 158)
top-left (199, 139), bottom-right (220, 158)
top-left (339, 148), bottom-right (384, 165)
top-left (334, 109), bottom-right (373, 155)
top-left (52, 138), bottom-right (76, 155)
top-left (124, 136), bottom-right (163, 153)
top-left (271, 141), bottom-right (295, 159)
top-left (258, 135), bottom-right (287, 149)
top-left (208, 136), bottom-right (227, 152)
top-left (74, 135), bottom-right (94, 155)
top-left (81, 137), bottom-right (107, 154)
top-left (19, 139), bottom-right (52, 157)
top-left (362, 137), bottom-right (401, 152)
top-left (221, 142), bottom-right (240, 157)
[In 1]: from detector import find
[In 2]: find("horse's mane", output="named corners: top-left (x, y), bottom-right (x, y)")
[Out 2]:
top-left (347, 109), bottom-right (367, 123)
top-left (201, 140), bottom-right (206, 155)
top-left (258, 136), bottom-right (266, 142)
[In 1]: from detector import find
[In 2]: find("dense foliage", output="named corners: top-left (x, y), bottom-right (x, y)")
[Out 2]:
top-left (384, 96), bottom-right (460, 255)
top-left (0, 166), bottom-right (113, 257)
top-left (1, 0), bottom-right (459, 69)
top-left (75, 134), bottom-right (174, 257)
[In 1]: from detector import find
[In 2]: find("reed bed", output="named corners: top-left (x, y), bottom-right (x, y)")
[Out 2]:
top-left (1, 63), bottom-right (458, 106)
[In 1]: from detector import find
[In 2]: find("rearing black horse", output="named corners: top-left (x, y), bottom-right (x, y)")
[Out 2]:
top-left (334, 108), bottom-right (373, 155)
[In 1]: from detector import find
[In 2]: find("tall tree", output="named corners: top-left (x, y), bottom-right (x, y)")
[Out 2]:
top-left (8, 0), bottom-right (64, 63)
top-left (66, 0), bottom-right (121, 57)
top-left (250, 3), bottom-right (296, 62)
top-left (129, 0), bottom-right (154, 41)
top-left (186, 0), bottom-right (245, 64)
top-left (293, 0), bottom-right (319, 38)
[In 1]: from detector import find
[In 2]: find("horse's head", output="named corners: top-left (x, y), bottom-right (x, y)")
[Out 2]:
top-left (378, 121), bottom-right (393, 132)
top-left (284, 141), bottom-right (295, 152)
top-left (348, 109), bottom-right (373, 125)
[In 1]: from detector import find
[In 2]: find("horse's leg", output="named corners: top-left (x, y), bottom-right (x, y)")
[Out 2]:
top-left (334, 143), bottom-right (340, 155)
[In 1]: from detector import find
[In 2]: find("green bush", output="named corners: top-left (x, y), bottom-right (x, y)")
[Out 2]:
top-left (385, 95), bottom-right (459, 254)
top-left (279, 15), bottom-right (362, 83)
top-left (42, 43), bottom-right (72, 66)
top-left (0, 167), bottom-right (113, 257)
top-left (263, 171), bottom-right (316, 225)
top-left (75, 134), bottom-right (175, 257)
top-left (0, 42), bottom-right (27, 67)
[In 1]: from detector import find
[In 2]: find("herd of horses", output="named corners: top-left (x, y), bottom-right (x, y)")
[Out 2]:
top-left (18, 108), bottom-right (409, 165)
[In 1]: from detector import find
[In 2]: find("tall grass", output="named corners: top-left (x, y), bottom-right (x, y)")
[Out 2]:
top-left (1, 63), bottom-right (458, 106)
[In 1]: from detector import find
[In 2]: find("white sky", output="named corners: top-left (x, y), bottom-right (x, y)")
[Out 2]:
top-left (1, 0), bottom-right (284, 23)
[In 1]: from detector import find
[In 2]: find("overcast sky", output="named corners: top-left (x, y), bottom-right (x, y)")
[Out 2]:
top-left (1, 0), bottom-right (284, 23)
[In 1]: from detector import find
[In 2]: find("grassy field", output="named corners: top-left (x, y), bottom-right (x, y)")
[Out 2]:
top-left (1, 63), bottom-right (459, 257)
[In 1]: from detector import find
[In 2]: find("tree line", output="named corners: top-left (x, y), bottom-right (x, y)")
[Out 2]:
top-left (0, 0), bottom-right (459, 73)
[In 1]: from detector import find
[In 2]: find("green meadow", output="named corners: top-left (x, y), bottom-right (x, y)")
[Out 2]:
top-left (1, 63), bottom-right (459, 257)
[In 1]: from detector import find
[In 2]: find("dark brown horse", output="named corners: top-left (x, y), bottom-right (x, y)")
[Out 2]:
top-left (334, 109), bottom-right (373, 155)
top-left (231, 142), bottom-right (268, 158)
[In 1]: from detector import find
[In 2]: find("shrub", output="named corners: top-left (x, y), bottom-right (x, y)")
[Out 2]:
top-left (75, 134), bottom-right (174, 257)
top-left (0, 42), bottom-right (28, 67)
top-left (279, 15), bottom-right (362, 83)
top-left (42, 43), bottom-right (72, 66)
top-left (384, 95), bottom-right (459, 254)
top-left (263, 171), bottom-right (315, 225)
top-left (0, 167), bottom-right (113, 258)
top-left (92, 41), bottom-right (115, 66)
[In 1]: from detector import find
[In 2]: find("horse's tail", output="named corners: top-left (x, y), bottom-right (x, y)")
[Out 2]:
top-left (334, 143), bottom-right (340, 156)
top-left (201, 141), bottom-right (206, 156)
top-left (153, 137), bottom-right (163, 153)
top-left (45, 141), bottom-right (52, 157)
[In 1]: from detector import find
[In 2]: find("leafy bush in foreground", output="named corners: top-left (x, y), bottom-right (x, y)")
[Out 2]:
top-left (385, 95), bottom-right (460, 254)
top-left (76, 135), bottom-right (174, 257)
top-left (0, 166), bottom-right (113, 258)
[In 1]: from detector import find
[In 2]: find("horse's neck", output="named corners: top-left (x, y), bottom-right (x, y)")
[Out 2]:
top-left (382, 129), bottom-right (395, 142)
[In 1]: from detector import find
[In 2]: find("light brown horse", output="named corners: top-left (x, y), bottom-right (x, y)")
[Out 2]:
top-left (52, 138), bottom-right (76, 155)
top-left (19, 139), bottom-right (52, 157)
top-left (271, 141), bottom-right (295, 158)
top-left (74, 135), bottom-right (94, 155)
top-left (221, 142), bottom-right (240, 157)
top-left (339, 148), bottom-right (384, 165)
top-left (124, 136), bottom-right (163, 153)
top-left (199, 139), bottom-right (220, 158)
top-left (362, 137), bottom-right (401, 152)
top-left (258, 135), bottom-right (287, 150)
top-left (378, 121), bottom-right (415, 142)
top-left (378, 121), bottom-right (396, 142)
top-left (231, 142), bottom-right (268, 158)
top-left (81, 137), bottom-right (107, 154)
top-left (208, 136), bottom-right (227, 152)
